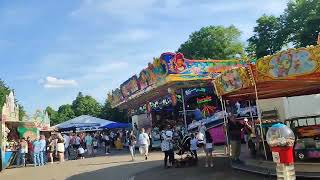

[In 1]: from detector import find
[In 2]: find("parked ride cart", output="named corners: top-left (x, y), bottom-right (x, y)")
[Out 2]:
top-left (285, 116), bottom-right (320, 161)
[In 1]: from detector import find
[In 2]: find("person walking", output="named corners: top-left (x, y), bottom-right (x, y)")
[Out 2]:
top-left (128, 131), bottom-right (136, 161)
top-left (138, 128), bottom-right (150, 160)
top-left (63, 134), bottom-right (71, 160)
top-left (57, 133), bottom-right (65, 163)
top-left (92, 136), bottom-right (98, 156)
top-left (27, 137), bottom-right (33, 164)
top-left (85, 133), bottom-right (93, 156)
top-left (104, 133), bottom-right (111, 155)
top-left (204, 131), bottom-right (214, 168)
top-left (228, 114), bottom-right (244, 163)
top-left (190, 134), bottom-right (198, 162)
top-left (16, 138), bottom-right (28, 167)
top-left (74, 134), bottom-right (81, 149)
top-left (161, 127), bottom-right (174, 168)
top-left (39, 135), bottom-right (46, 166)
top-left (48, 137), bottom-right (55, 164)
top-left (33, 137), bottom-right (42, 167)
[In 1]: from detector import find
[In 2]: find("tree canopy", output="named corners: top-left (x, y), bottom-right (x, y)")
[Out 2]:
top-left (247, 15), bottom-right (284, 58)
top-left (247, 0), bottom-right (320, 57)
top-left (178, 25), bottom-right (244, 59)
top-left (47, 92), bottom-right (128, 125)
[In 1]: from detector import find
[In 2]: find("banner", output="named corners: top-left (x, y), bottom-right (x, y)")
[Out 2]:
top-left (160, 52), bottom-right (241, 81)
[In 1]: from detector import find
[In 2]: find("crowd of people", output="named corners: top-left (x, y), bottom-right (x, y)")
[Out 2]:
top-left (12, 115), bottom-right (249, 169)
top-left (13, 129), bottom-right (133, 168)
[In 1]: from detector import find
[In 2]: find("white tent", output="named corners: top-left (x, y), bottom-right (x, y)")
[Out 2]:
top-left (56, 115), bottom-right (114, 131)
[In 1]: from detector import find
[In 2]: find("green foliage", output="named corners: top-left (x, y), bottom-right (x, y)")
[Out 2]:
top-left (46, 106), bottom-right (59, 125)
top-left (247, 15), bottom-right (284, 58)
top-left (178, 25), bottom-right (244, 59)
top-left (18, 105), bottom-right (26, 121)
top-left (248, 0), bottom-right (320, 56)
top-left (0, 79), bottom-right (10, 113)
top-left (282, 0), bottom-right (320, 47)
top-left (47, 92), bottom-right (128, 125)
top-left (100, 100), bottom-right (128, 123)
top-left (72, 92), bottom-right (102, 117)
top-left (58, 104), bottom-right (76, 122)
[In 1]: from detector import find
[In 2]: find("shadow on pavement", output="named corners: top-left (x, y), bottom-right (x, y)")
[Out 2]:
top-left (66, 157), bottom-right (275, 180)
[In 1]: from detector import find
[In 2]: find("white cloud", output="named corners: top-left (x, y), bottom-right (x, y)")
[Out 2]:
top-left (41, 76), bottom-right (78, 88)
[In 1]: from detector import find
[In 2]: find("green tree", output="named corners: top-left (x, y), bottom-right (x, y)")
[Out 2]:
top-left (100, 100), bottom-right (113, 120)
top-left (58, 104), bottom-right (76, 122)
top-left (46, 106), bottom-right (59, 125)
top-left (18, 105), bottom-right (26, 121)
top-left (0, 79), bottom-right (10, 113)
top-left (100, 100), bottom-right (128, 123)
top-left (281, 0), bottom-right (320, 47)
top-left (247, 15), bottom-right (284, 58)
top-left (178, 25), bottom-right (244, 59)
top-left (72, 92), bottom-right (102, 117)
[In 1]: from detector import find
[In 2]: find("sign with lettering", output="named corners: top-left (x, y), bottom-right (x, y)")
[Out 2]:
top-left (196, 96), bottom-right (212, 104)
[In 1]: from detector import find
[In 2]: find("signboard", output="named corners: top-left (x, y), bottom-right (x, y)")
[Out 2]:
top-left (184, 87), bottom-right (214, 102)
top-left (120, 75), bottom-right (140, 98)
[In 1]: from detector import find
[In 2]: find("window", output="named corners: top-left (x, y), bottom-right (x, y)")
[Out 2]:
top-left (298, 119), bottom-right (307, 126)
top-left (306, 118), bottom-right (316, 126)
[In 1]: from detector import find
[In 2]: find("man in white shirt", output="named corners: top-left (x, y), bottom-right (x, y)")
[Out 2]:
top-left (139, 128), bottom-right (150, 160)
top-left (64, 134), bottom-right (70, 160)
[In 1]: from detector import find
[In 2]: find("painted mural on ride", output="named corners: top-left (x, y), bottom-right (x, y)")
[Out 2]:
top-left (213, 45), bottom-right (320, 97)
top-left (256, 45), bottom-right (320, 81)
top-left (108, 52), bottom-right (241, 107)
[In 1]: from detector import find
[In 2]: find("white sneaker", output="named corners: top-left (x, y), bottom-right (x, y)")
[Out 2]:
top-left (205, 163), bottom-right (209, 168)
top-left (106, 153), bottom-right (110, 155)
top-left (210, 163), bottom-right (214, 167)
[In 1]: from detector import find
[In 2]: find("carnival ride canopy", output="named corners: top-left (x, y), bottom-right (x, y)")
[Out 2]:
top-left (214, 45), bottom-right (320, 101)
top-left (108, 52), bottom-right (242, 109)
top-left (56, 115), bottom-right (114, 130)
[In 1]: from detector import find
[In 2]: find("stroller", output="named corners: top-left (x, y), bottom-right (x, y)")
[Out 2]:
top-left (175, 135), bottom-right (197, 168)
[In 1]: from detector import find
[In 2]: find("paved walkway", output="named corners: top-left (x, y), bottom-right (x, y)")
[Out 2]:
top-left (0, 149), bottom-right (273, 180)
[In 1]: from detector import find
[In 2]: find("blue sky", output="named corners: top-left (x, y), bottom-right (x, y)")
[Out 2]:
top-left (0, 0), bottom-right (288, 115)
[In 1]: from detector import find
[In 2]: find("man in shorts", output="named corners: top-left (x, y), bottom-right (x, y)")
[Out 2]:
top-left (139, 128), bottom-right (150, 160)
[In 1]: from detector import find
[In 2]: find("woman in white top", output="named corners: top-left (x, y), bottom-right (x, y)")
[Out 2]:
top-left (161, 126), bottom-right (174, 168)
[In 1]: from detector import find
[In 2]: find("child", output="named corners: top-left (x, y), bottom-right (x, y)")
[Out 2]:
top-left (78, 146), bottom-right (85, 159)
top-left (190, 134), bottom-right (198, 161)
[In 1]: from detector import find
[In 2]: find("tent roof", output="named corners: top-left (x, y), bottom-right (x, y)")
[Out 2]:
top-left (56, 115), bottom-right (114, 129)
top-left (100, 122), bottom-right (130, 129)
